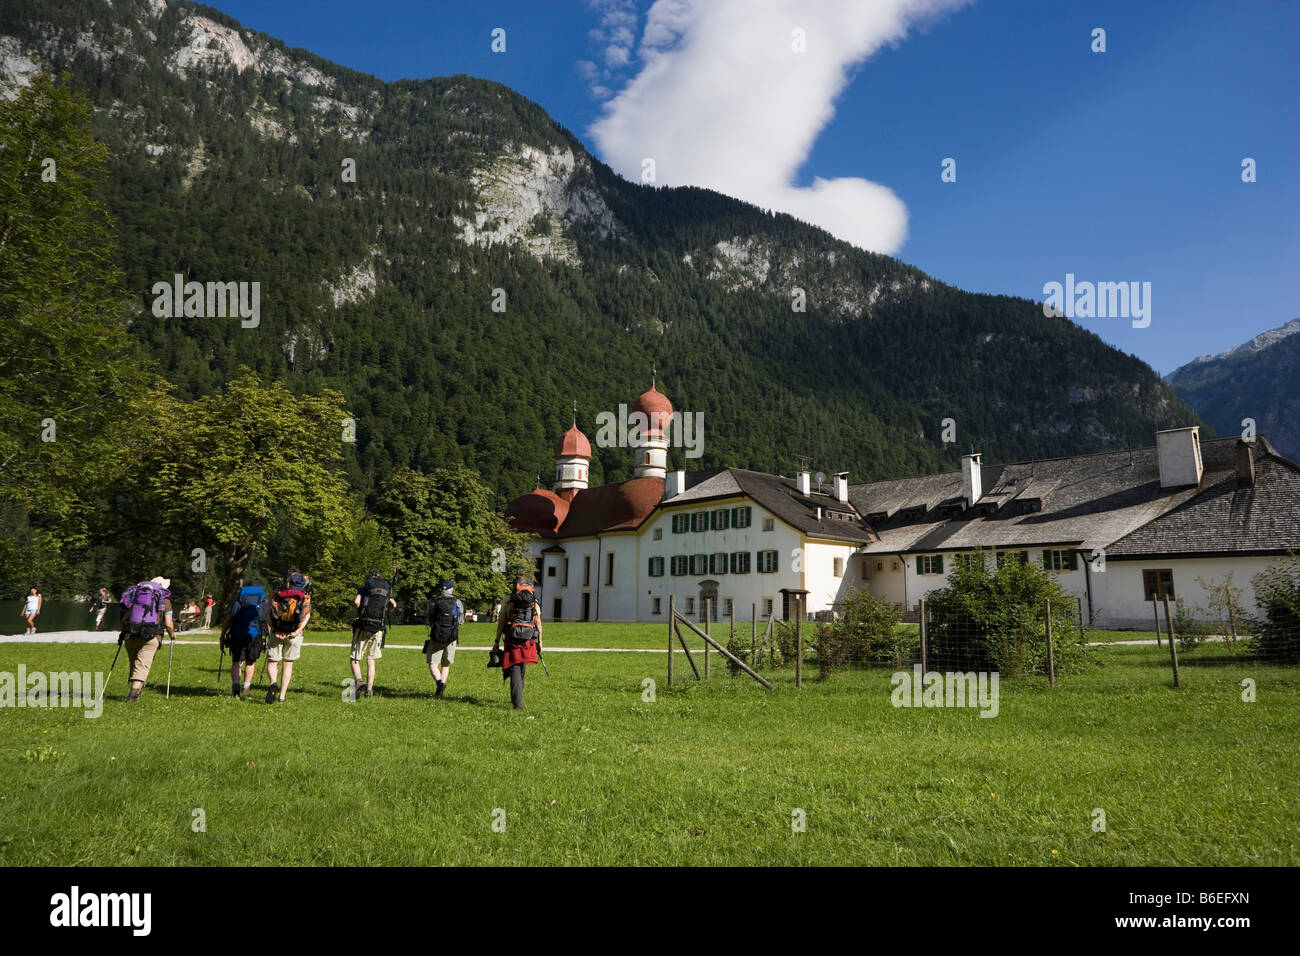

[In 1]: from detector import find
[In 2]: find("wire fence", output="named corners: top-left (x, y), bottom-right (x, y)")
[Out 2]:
top-left (667, 594), bottom-right (1300, 692)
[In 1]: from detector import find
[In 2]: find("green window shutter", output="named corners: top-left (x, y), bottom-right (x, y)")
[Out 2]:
top-left (771, 550), bottom-right (779, 573)
top-left (719, 510), bottom-right (729, 530)
top-left (744, 506), bottom-right (752, 526)
top-left (1066, 550), bottom-right (1078, 571)
top-left (1042, 550), bottom-right (1052, 569)
top-left (916, 556), bottom-right (924, 574)
top-left (935, 556), bottom-right (944, 574)
top-left (1020, 551), bottom-right (1029, 564)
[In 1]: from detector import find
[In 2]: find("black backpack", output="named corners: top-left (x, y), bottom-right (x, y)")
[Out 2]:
top-left (355, 578), bottom-right (390, 634)
top-left (428, 594), bottom-right (459, 643)
top-left (506, 585), bottom-right (537, 642)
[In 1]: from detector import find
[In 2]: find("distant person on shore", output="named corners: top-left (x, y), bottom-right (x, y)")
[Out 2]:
top-left (89, 588), bottom-right (113, 631)
top-left (494, 578), bottom-right (543, 710)
top-left (119, 576), bottom-right (174, 702)
top-left (424, 579), bottom-right (464, 699)
top-left (21, 586), bottom-right (42, 635)
top-left (201, 593), bottom-right (214, 630)
top-left (265, 568), bottom-right (312, 704)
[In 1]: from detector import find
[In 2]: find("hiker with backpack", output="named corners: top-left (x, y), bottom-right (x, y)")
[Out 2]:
top-left (493, 578), bottom-right (544, 711)
top-left (424, 579), bottom-right (464, 699)
top-left (265, 569), bottom-right (311, 704)
top-left (351, 569), bottom-right (395, 699)
top-left (118, 576), bottom-right (174, 702)
top-left (223, 580), bottom-right (268, 699)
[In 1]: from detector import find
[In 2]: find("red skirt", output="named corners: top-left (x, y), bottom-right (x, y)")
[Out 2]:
top-left (502, 636), bottom-right (538, 671)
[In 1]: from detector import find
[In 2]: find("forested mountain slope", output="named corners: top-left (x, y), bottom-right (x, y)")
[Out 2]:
top-left (0, 0), bottom-right (1203, 506)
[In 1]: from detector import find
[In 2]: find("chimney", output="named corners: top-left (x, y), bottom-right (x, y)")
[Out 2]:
top-left (961, 453), bottom-right (982, 508)
top-left (796, 470), bottom-right (811, 496)
top-left (1236, 439), bottom-right (1255, 488)
top-left (834, 472), bottom-right (849, 503)
top-left (664, 469), bottom-right (686, 500)
top-left (1156, 426), bottom-right (1204, 488)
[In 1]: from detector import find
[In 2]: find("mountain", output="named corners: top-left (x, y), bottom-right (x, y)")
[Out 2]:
top-left (1167, 319), bottom-right (1300, 461)
top-left (0, 0), bottom-right (1204, 505)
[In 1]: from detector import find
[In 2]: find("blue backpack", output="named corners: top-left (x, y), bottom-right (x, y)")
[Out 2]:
top-left (229, 586), bottom-right (266, 640)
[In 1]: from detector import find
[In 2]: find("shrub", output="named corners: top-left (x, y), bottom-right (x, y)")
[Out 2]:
top-left (1249, 556), bottom-right (1300, 663)
top-left (923, 549), bottom-right (1085, 678)
top-left (812, 589), bottom-right (906, 678)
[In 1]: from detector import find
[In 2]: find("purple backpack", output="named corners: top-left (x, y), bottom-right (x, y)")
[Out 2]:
top-left (121, 580), bottom-right (169, 638)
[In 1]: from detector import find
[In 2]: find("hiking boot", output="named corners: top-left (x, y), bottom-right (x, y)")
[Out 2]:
top-left (435, 681), bottom-right (445, 699)
top-left (265, 682), bottom-right (279, 704)
top-left (232, 684), bottom-right (241, 698)
top-left (127, 690), bottom-right (141, 703)
top-left (364, 685), bottom-right (374, 699)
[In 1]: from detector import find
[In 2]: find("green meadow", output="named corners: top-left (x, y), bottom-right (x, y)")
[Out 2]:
top-left (1, 624), bottom-right (1296, 866)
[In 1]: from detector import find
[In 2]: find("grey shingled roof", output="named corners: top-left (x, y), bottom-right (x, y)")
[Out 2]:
top-left (847, 436), bottom-right (1258, 555)
top-left (1106, 443), bottom-right (1300, 557)
top-left (664, 467), bottom-right (876, 543)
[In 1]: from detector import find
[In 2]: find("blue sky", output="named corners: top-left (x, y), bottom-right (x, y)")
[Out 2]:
top-left (209, 0), bottom-right (1297, 375)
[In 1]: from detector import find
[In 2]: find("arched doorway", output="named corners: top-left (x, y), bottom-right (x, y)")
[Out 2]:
top-left (698, 580), bottom-right (719, 621)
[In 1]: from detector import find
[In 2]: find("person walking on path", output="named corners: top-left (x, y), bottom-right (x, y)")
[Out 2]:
top-left (89, 587), bottom-right (113, 631)
top-left (493, 578), bottom-right (543, 710)
top-left (264, 570), bottom-right (311, 704)
top-left (119, 576), bottom-right (174, 703)
top-left (424, 579), bottom-right (464, 699)
top-left (20, 586), bottom-right (42, 635)
top-left (350, 569), bottom-right (394, 699)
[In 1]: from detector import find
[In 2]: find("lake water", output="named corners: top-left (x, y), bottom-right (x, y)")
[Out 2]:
top-left (0, 599), bottom-right (118, 634)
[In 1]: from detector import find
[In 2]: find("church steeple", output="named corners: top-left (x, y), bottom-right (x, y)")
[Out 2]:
top-left (631, 379), bottom-right (673, 480)
top-left (553, 410), bottom-right (592, 501)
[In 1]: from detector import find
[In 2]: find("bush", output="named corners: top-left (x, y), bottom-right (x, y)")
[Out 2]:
top-left (1249, 556), bottom-right (1300, 663)
top-left (812, 589), bottom-right (906, 678)
top-left (1172, 597), bottom-right (1212, 652)
top-left (923, 549), bottom-right (1085, 678)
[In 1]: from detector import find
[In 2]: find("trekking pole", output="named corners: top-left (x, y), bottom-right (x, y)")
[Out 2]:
top-left (166, 634), bottom-right (175, 698)
top-left (216, 627), bottom-right (226, 685)
top-left (537, 636), bottom-right (550, 678)
top-left (97, 639), bottom-right (124, 706)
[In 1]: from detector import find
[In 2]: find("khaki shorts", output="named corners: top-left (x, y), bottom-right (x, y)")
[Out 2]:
top-left (426, 640), bottom-right (456, 668)
top-left (125, 635), bottom-right (163, 683)
top-left (266, 633), bottom-right (303, 662)
top-left (351, 629), bottom-right (383, 661)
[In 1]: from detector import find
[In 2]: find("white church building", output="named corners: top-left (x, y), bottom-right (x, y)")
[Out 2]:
top-left (505, 384), bottom-right (1300, 627)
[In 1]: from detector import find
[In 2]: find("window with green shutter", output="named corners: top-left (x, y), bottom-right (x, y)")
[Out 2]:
top-left (711, 509), bottom-right (730, 531)
top-left (691, 554), bottom-right (708, 575)
top-left (731, 506), bottom-right (752, 528)
top-left (731, 552), bottom-right (751, 574)
top-left (711, 552), bottom-right (728, 574)
top-left (691, 511), bottom-right (708, 532)
top-left (671, 556), bottom-right (688, 576)
top-left (672, 514), bottom-right (689, 534)
top-left (648, 556), bottom-right (664, 577)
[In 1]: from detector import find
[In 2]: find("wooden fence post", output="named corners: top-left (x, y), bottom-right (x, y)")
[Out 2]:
top-left (1045, 598), bottom-right (1055, 687)
top-left (1162, 593), bottom-right (1180, 688)
top-left (704, 597), bottom-right (711, 679)
top-left (1077, 596), bottom-right (1086, 645)
top-left (919, 598), bottom-right (927, 673)
top-left (751, 603), bottom-right (757, 667)
top-left (795, 596), bottom-right (803, 689)
top-left (1152, 597), bottom-right (1162, 647)
top-left (667, 595), bottom-right (675, 687)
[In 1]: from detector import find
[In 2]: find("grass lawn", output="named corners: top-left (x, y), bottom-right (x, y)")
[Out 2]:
top-left (1, 626), bottom-right (1296, 866)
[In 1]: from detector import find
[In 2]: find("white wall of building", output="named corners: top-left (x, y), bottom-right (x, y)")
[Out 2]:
top-left (1100, 555), bottom-right (1281, 629)
top-left (522, 495), bottom-right (868, 622)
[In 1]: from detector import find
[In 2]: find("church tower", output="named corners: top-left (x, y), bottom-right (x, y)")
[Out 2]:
top-left (631, 381), bottom-right (673, 480)
top-left (553, 414), bottom-right (592, 502)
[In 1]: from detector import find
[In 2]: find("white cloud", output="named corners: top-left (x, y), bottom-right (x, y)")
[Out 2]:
top-left (587, 0), bottom-right (970, 255)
